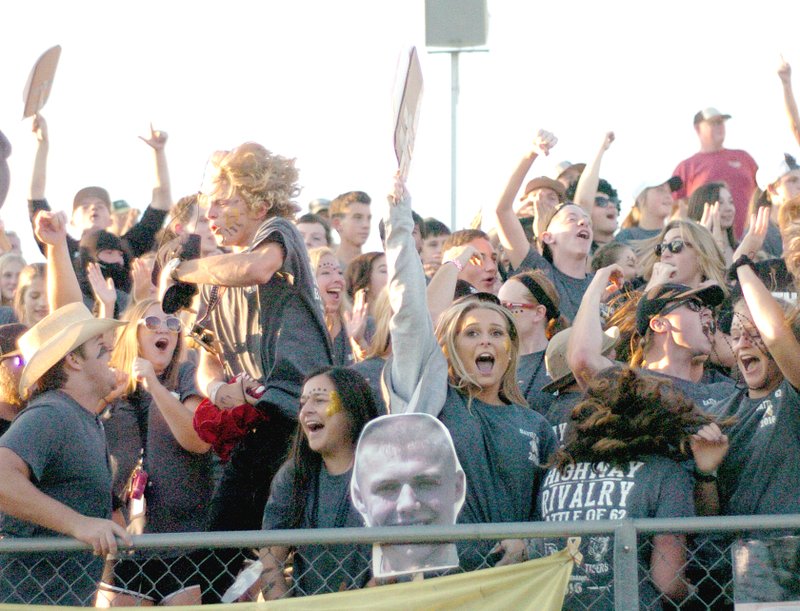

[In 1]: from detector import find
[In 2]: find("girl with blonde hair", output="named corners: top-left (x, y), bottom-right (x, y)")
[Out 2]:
top-left (100, 298), bottom-right (211, 605)
top-left (382, 176), bottom-right (557, 571)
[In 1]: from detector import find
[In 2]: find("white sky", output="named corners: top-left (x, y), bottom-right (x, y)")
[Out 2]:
top-left (2, 0), bottom-right (799, 261)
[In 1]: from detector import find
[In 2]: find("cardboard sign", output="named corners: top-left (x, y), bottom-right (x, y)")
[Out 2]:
top-left (22, 45), bottom-right (61, 118)
top-left (393, 47), bottom-right (423, 182)
top-left (351, 413), bottom-right (465, 578)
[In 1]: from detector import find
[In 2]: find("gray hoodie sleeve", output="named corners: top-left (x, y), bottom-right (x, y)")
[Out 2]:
top-left (380, 190), bottom-right (448, 416)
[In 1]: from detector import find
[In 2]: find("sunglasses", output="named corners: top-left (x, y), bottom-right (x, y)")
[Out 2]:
top-left (655, 239), bottom-right (693, 257)
top-left (502, 302), bottom-right (539, 311)
top-left (139, 316), bottom-right (182, 333)
top-left (594, 196), bottom-right (621, 212)
top-left (659, 298), bottom-right (704, 317)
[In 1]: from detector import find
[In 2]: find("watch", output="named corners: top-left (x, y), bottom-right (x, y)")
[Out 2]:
top-left (693, 466), bottom-right (718, 483)
top-left (165, 257), bottom-right (182, 282)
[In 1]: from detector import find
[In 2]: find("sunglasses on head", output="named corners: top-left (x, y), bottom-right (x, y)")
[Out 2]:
top-left (655, 239), bottom-right (692, 257)
top-left (594, 196), bottom-right (621, 212)
top-left (139, 316), bottom-right (182, 333)
top-left (659, 298), bottom-right (704, 317)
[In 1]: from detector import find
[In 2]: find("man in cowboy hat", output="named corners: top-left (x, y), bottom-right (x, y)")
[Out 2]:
top-left (0, 303), bottom-right (130, 605)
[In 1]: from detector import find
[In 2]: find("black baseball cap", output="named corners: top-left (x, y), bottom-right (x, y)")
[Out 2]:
top-left (635, 284), bottom-right (724, 336)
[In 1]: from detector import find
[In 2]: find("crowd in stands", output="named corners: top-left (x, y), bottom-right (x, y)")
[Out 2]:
top-left (0, 58), bottom-right (798, 609)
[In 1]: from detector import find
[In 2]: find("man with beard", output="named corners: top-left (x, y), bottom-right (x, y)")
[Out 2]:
top-left (0, 304), bottom-right (129, 604)
top-left (0, 324), bottom-right (27, 437)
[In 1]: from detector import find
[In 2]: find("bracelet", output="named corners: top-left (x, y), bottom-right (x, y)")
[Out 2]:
top-left (728, 254), bottom-right (756, 282)
top-left (448, 258), bottom-right (465, 272)
top-left (206, 380), bottom-right (226, 405)
top-left (693, 466), bottom-right (718, 483)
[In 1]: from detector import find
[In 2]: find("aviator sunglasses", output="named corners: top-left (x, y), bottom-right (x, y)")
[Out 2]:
top-left (655, 239), bottom-right (693, 258)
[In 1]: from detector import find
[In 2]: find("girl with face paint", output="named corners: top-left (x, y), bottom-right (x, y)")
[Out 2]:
top-left (258, 367), bottom-right (381, 599)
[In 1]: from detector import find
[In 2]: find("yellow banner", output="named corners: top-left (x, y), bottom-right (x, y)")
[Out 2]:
top-left (2, 548), bottom-right (573, 611)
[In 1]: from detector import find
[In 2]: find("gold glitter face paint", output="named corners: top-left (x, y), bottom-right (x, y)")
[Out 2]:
top-left (326, 389), bottom-right (343, 417)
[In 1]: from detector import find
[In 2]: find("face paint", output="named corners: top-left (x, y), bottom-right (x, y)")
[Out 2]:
top-left (326, 389), bottom-right (343, 417)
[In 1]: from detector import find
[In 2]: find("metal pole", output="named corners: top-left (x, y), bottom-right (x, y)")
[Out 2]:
top-left (614, 520), bottom-right (640, 610)
top-left (450, 51), bottom-right (459, 231)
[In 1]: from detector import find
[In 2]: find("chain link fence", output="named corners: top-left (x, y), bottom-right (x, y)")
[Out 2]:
top-left (0, 515), bottom-right (799, 607)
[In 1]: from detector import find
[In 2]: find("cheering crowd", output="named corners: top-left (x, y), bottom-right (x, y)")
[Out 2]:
top-left (0, 58), bottom-right (798, 609)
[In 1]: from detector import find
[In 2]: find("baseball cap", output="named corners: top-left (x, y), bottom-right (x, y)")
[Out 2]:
top-left (519, 176), bottom-right (566, 202)
top-left (308, 198), bottom-right (331, 215)
top-left (551, 161), bottom-right (586, 182)
top-left (758, 152), bottom-right (799, 189)
top-left (542, 325), bottom-right (619, 393)
top-left (635, 283), bottom-right (724, 336)
top-left (73, 186), bottom-right (112, 211)
top-left (693, 107), bottom-right (731, 125)
top-left (632, 175), bottom-right (683, 202)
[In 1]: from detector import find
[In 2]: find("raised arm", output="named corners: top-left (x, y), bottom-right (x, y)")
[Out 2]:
top-left (29, 113), bottom-right (48, 200)
top-left (573, 132), bottom-right (614, 215)
top-left (132, 358), bottom-right (210, 453)
top-left (737, 262), bottom-right (800, 390)
top-left (426, 245), bottom-right (479, 325)
top-left (494, 130), bottom-right (557, 269)
top-left (567, 264), bottom-right (622, 389)
top-left (384, 175), bottom-right (447, 415)
top-left (779, 57), bottom-right (800, 147)
top-left (34, 210), bottom-right (83, 311)
top-left (139, 124), bottom-right (172, 211)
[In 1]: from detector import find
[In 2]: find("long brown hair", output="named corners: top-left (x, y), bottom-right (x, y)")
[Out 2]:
top-left (551, 367), bottom-right (727, 472)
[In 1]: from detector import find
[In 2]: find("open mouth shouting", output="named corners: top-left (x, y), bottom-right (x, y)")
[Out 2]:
top-left (475, 352), bottom-right (495, 376)
top-left (154, 337), bottom-right (171, 352)
top-left (576, 228), bottom-right (591, 240)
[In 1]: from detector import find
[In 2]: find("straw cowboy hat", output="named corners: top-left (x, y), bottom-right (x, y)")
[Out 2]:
top-left (18, 302), bottom-right (125, 397)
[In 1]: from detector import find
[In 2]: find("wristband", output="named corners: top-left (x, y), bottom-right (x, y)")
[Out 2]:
top-left (206, 380), bottom-right (226, 405)
top-left (727, 254), bottom-right (756, 282)
top-left (448, 258), bottom-right (465, 272)
top-left (693, 466), bottom-right (718, 483)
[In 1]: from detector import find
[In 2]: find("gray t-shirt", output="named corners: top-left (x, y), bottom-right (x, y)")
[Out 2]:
top-left (199, 217), bottom-right (332, 419)
top-left (439, 387), bottom-right (557, 570)
top-left (645, 369), bottom-right (737, 414)
top-left (716, 380), bottom-right (800, 517)
top-left (513, 247), bottom-right (593, 323)
top-left (103, 362), bottom-right (212, 534)
top-left (0, 390), bottom-right (112, 604)
top-left (538, 456), bottom-right (694, 610)
top-left (262, 461), bottom-right (369, 596)
top-left (516, 350), bottom-right (554, 414)
top-left (544, 390), bottom-right (583, 445)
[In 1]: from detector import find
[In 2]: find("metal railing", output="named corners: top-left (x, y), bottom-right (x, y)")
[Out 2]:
top-left (1, 514), bottom-right (799, 607)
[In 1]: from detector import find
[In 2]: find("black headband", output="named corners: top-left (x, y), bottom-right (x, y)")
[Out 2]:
top-left (516, 275), bottom-right (560, 321)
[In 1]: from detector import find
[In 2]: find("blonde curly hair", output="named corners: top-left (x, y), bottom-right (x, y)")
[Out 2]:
top-left (206, 142), bottom-right (301, 219)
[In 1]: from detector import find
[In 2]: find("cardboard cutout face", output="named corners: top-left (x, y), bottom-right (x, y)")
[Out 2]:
top-left (351, 413), bottom-right (466, 578)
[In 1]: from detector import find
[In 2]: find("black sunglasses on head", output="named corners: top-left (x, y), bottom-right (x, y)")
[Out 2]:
top-left (655, 239), bottom-right (692, 257)
top-left (659, 298), bottom-right (704, 317)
